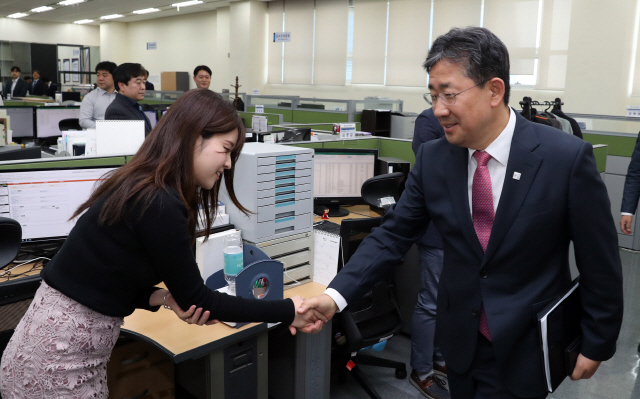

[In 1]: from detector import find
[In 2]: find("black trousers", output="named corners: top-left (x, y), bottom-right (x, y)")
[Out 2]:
top-left (447, 333), bottom-right (547, 399)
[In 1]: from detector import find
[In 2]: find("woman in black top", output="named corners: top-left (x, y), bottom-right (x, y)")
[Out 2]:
top-left (0, 89), bottom-right (322, 398)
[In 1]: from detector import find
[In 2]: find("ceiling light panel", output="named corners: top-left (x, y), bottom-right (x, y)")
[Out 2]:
top-left (100, 14), bottom-right (124, 20)
top-left (59, 0), bottom-right (86, 4)
top-left (74, 19), bottom-right (94, 24)
top-left (133, 8), bottom-right (161, 14)
top-left (31, 6), bottom-right (54, 12)
top-left (172, 1), bottom-right (204, 7)
top-left (7, 13), bottom-right (28, 18)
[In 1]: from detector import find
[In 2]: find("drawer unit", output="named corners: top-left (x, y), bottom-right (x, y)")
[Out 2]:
top-left (221, 143), bottom-right (315, 243)
top-left (247, 231), bottom-right (314, 289)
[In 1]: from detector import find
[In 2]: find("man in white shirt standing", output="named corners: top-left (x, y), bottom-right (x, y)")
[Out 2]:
top-left (79, 61), bottom-right (118, 129)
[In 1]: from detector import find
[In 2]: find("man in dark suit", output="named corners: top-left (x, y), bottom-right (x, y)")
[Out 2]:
top-left (4, 66), bottom-right (29, 98)
top-left (41, 77), bottom-right (57, 98)
top-left (144, 69), bottom-right (155, 91)
top-left (298, 27), bottom-right (623, 399)
top-left (105, 63), bottom-right (152, 136)
top-left (409, 108), bottom-right (449, 398)
top-left (30, 70), bottom-right (47, 96)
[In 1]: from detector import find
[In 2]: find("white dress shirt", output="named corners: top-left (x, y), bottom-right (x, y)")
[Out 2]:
top-left (79, 87), bottom-right (117, 129)
top-left (10, 79), bottom-right (17, 96)
top-left (325, 108), bottom-right (517, 312)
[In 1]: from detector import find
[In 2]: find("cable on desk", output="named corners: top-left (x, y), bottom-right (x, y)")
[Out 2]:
top-left (0, 257), bottom-right (50, 280)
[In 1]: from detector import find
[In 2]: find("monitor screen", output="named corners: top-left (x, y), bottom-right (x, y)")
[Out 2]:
top-left (313, 148), bottom-right (377, 217)
top-left (35, 107), bottom-right (81, 138)
top-left (0, 107), bottom-right (34, 138)
top-left (0, 166), bottom-right (118, 242)
top-left (144, 110), bottom-right (158, 128)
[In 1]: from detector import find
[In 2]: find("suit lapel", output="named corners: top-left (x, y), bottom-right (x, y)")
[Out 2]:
top-left (121, 95), bottom-right (142, 120)
top-left (446, 144), bottom-right (484, 260)
top-left (482, 114), bottom-right (542, 266)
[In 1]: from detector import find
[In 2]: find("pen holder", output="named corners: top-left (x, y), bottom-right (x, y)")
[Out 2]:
top-left (206, 245), bottom-right (284, 329)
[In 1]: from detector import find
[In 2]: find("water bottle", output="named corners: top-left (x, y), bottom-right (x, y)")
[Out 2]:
top-left (223, 230), bottom-right (243, 296)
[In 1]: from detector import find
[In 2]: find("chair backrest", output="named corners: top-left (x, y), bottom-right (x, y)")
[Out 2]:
top-left (338, 217), bottom-right (404, 352)
top-left (360, 172), bottom-right (405, 212)
top-left (0, 217), bottom-right (21, 269)
top-left (58, 118), bottom-right (81, 131)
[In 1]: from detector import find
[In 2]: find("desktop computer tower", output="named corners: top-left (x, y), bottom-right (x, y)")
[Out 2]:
top-left (377, 156), bottom-right (411, 200)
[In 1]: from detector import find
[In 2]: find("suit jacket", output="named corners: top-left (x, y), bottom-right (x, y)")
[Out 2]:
top-left (329, 112), bottom-right (623, 397)
top-left (4, 78), bottom-right (28, 98)
top-left (412, 108), bottom-right (445, 249)
top-left (104, 93), bottom-right (152, 136)
top-left (46, 83), bottom-right (58, 98)
top-left (145, 81), bottom-right (155, 91)
top-left (621, 132), bottom-right (640, 214)
top-left (31, 79), bottom-right (47, 96)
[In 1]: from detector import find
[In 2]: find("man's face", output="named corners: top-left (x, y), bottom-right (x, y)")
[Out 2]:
top-left (32, 71), bottom-right (40, 80)
top-left (118, 75), bottom-right (146, 101)
top-left (194, 70), bottom-right (211, 89)
top-left (429, 60), bottom-right (494, 149)
top-left (96, 70), bottom-right (115, 91)
top-left (10, 70), bottom-right (20, 80)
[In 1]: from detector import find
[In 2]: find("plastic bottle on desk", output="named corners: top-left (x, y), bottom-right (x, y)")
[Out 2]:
top-left (223, 230), bottom-right (243, 296)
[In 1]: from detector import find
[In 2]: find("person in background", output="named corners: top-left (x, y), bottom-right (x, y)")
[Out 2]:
top-left (4, 66), bottom-right (28, 98)
top-left (41, 77), bottom-right (57, 98)
top-left (105, 63), bottom-right (152, 136)
top-left (79, 61), bottom-right (118, 129)
top-left (30, 70), bottom-right (47, 96)
top-left (144, 69), bottom-right (155, 91)
top-left (409, 107), bottom-right (449, 399)
top-left (193, 65), bottom-right (212, 90)
top-left (0, 90), bottom-right (324, 399)
top-left (23, 76), bottom-right (32, 93)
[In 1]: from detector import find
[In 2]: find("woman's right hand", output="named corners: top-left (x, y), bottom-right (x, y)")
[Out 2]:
top-left (164, 292), bottom-right (219, 326)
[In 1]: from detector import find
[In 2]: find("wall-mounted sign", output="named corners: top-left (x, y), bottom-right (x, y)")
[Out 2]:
top-left (147, 42), bottom-right (157, 50)
top-left (273, 32), bottom-right (291, 42)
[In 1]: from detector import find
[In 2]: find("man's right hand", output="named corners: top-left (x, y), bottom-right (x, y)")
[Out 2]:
top-left (295, 294), bottom-right (339, 334)
top-left (621, 215), bottom-right (633, 235)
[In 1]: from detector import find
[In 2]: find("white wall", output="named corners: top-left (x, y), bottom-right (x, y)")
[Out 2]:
top-left (0, 18), bottom-right (99, 46)
top-left (100, 22), bottom-right (128, 65)
top-left (125, 11), bottom-right (217, 89)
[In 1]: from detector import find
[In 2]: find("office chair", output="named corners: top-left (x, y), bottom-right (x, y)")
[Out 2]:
top-left (58, 118), bottom-right (82, 131)
top-left (0, 217), bottom-right (21, 269)
top-left (333, 217), bottom-right (406, 399)
top-left (361, 171), bottom-right (406, 215)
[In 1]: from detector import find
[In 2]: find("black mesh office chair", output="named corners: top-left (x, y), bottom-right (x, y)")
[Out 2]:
top-left (360, 172), bottom-right (406, 215)
top-left (0, 217), bottom-right (21, 269)
top-left (58, 118), bottom-right (82, 131)
top-left (332, 217), bottom-right (406, 399)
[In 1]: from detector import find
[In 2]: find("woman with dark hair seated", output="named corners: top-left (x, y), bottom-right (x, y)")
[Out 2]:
top-left (0, 89), bottom-right (323, 398)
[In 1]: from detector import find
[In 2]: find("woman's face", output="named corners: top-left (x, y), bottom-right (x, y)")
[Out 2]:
top-left (193, 129), bottom-right (238, 189)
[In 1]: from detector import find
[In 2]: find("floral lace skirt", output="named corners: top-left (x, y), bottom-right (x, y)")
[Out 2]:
top-left (0, 281), bottom-right (124, 399)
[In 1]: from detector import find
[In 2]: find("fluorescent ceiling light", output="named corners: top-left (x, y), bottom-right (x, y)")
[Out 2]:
top-left (74, 19), bottom-right (93, 24)
top-left (100, 14), bottom-right (124, 20)
top-left (59, 0), bottom-right (86, 4)
top-left (7, 13), bottom-right (28, 18)
top-left (133, 8), bottom-right (161, 14)
top-left (171, 1), bottom-right (203, 7)
top-left (31, 6), bottom-right (54, 12)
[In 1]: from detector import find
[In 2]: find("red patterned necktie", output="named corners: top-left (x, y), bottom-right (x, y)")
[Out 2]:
top-left (472, 151), bottom-right (494, 341)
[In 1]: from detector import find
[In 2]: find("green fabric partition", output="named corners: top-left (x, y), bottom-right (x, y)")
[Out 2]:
top-left (379, 138), bottom-right (416, 167)
top-left (321, 138), bottom-right (380, 149)
top-left (291, 143), bottom-right (324, 149)
top-left (2, 101), bottom-right (38, 107)
top-left (292, 110), bottom-right (350, 124)
top-left (247, 107), bottom-right (293, 122)
top-left (354, 113), bottom-right (362, 123)
top-left (592, 146), bottom-right (608, 173)
top-left (583, 133), bottom-right (636, 157)
top-left (0, 156), bottom-right (127, 170)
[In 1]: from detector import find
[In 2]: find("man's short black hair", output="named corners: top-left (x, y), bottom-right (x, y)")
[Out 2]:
top-left (96, 61), bottom-right (117, 75)
top-left (424, 27), bottom-right (511, 106)
top-left (32, 69), bottom-right (40, 75)
top-left (41, 76), bottom-right (51, 83)
top-left (10, 66), bottom-right (20, 73)
top-left (193, 65), bottom-right (212, 77)
top-left (113, 63), bottom-right (147, 88)
top-left (24, 76), bottom-right (32, 81)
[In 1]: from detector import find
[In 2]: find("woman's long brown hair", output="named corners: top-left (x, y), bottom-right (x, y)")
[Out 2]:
top-left (71, 89), bottom-right (249, 241)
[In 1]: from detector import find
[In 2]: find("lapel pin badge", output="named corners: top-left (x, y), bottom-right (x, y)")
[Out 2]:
top-left (513, 172), bottom-right (521, 180)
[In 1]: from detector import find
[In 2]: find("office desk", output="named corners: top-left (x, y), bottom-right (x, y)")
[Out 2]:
top-left (312, 204), bottom-right (379, 225)
top-left (122, 281), bottom-right (331, 399)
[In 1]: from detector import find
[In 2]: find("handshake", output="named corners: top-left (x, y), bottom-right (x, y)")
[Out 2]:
top-left (288, 294), bottom-right (339, 335)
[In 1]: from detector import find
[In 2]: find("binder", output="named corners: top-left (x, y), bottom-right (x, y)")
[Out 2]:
top-left (537, 277), bottom-right (582, 392)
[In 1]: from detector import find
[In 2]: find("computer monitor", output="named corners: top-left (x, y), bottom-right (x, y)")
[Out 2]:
top-left (0, 146), bottom-right (41, 162)
top-left (61, 92), bottom-right (81, 102)
top-left (144, 110), bottom-right (158, 128)
top-left (272, 127), bottom-right (311, 143)
top-left (0, 107), bottom-right (34, 140)
top-left (35, 107), bottom-right (81, 144)
top-left (313, 148), bottom-right (378, 217)
top-left (0, 165), bottom-right (119, 242)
